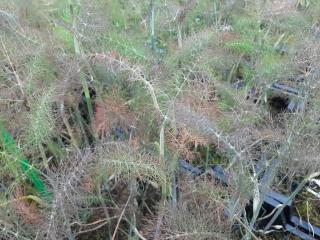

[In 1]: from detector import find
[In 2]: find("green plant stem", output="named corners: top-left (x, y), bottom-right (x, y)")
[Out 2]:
top-left (69, 1), bottom-right (95, 128)
top-left (150, 0), bottom-right (155, 39)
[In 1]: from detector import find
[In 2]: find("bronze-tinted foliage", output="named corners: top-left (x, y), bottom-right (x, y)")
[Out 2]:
top-left (166, 127), bottom-right (210, 161)
top-left (94, 96), bottom-right (135, 137)
top-left (12, 187), bottom-right (44, 225)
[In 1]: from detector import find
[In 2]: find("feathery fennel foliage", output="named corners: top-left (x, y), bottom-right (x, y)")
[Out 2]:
top-left (94, 142), bottom-right (167, 185)
top-left (25, 89), bottom-right (56, 148)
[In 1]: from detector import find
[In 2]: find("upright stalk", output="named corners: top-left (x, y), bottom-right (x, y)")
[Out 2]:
top-left (69, 0), bottom-right (95, 129)
top-left (149, 0), bottom-right (157, 50)
top-left (177, 23), bottom-right (182, 48)
top-left (150, 0), bottom-right (155, 38)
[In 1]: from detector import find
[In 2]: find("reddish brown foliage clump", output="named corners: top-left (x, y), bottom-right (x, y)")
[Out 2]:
top-left (94, 96), bottom-right (135, 137)
top-left (12, 187), bottom-right (44, 225)
top-left (166, 127), bottom-right (211, 161)
top-left (219, 31), bottom-right (239, 43)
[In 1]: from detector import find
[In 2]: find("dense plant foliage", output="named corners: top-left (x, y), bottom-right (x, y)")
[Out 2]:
top-left (0, 0), bottom-right (320, 239)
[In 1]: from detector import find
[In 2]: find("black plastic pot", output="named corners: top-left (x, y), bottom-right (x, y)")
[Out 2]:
top-left (178, 160), bottom-right (320, 240)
